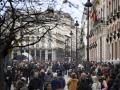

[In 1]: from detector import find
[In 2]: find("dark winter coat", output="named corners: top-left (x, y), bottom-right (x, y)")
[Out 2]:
top-left (77, 78), bottom-right (92, 90)
top-left (28, 78), bottom-right (42, 90)
top-left (57, 77), bottom-right (65, 89)
top-left (51, 78), bottom-right (59, 90)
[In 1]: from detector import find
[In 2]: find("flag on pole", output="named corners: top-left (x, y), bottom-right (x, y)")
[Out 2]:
top-left (92, 11), bottom-right (97, 22)
top-left (90, 8), bottom-right (97, 22)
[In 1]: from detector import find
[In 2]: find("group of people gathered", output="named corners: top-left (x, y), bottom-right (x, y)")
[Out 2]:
top-left (4, 60), bottom-right (120, 90)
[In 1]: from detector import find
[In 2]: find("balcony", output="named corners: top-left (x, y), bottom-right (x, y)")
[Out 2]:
top-left (107, 14), bottom-right (112, 24)
top-left (93, 18), bottom-right (103, 27)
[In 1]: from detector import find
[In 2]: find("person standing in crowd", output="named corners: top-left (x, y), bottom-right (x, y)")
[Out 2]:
top-left (67, 73), bottom-right (78, 90)
top-left (44, 70), bottom-right (53, 90)
top-left (5, 66), bottom-right (13, 90)
top-left (57, 72), bottom-right (66, 90)
top-left (77, 72), bottom-right (92, 90)
top-left (39, 69), bottom-right (45, 90)
top-left (51, 73), bottom-right (59, 90)
top-left (28, 72), bottom-right (42, 90)
top-left (91, 75), bottom-right (101, 90)
top-left (15, 77), bottom-right (28, 90)
top-left (99, 76), bottom-right (108, 90)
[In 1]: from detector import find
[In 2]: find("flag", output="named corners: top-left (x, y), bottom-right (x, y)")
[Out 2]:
top-left (90, 9), bottom-right (97, 22)
top-left (92, 11), bottom-right (97, 22)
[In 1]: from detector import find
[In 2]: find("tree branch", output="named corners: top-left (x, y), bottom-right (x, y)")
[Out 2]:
top-left (12, 23), bottom-right (58, 48)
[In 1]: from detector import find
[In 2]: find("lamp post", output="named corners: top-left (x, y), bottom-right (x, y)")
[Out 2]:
top-left (75, 21), bottom-right (79, 65)
top-left (70, 31), bottom-right (73, 62)
top-left (85, 0), bottom-right (93, 62)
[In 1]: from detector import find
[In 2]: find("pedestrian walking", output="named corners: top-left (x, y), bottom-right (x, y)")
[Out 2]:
top-left (57, 72), bottom-right (66, 90)
top-left (91, 76), bottom-right (101, 90)
top-left (28, 72), bottom-right (42, 90)
top-left (67, 73), bottom-right (78, 90)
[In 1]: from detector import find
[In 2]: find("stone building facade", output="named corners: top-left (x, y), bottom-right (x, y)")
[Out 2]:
top-left (83, 0), bottom-right (120, 62)
top-left (12, 11), bottom-right (80, 61)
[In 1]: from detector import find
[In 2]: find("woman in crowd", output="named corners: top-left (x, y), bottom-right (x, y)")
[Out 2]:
top-left (91, 75), bottom-right (101, 90)
top-left (15, 77), bottom-right (28, 90)
top-left (77, 72), bottom-right (92, 90)
top-left (67, 73), bottom-right (78, 90)
top-left (99, 76), bottom-right (108, 90)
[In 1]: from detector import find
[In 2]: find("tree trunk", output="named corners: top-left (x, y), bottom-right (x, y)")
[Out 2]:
top-left (0, 55), bottom-right (6, 90)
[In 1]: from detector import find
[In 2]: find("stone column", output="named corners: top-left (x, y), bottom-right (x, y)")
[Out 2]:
top-left (40, 50), bottom-right (41, 61)
top-left (34, 49), bottom-right (36, 60)
top-left (45, 49), bottom-right (48, 61)
top-left (110, 43), bottom-right (113, 60)
top-left (52, 49), bottom-right (56, 61)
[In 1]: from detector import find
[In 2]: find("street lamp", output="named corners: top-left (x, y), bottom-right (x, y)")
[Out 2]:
top-left (70, 31), bottom-right (73, 62)
top-left (75, 21), bottom-right (79, 65)
top-left (85, 0), bottom-right (93, 62)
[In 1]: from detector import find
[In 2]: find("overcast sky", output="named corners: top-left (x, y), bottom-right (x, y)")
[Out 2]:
top-left (1, 0), bottom-right (87, 25)
top-left (55, 0), bottom-right (87, 24)
top-left (38, 0), bottom-right (87, 24)
top-left (0, 0), bottom-right (87, 26)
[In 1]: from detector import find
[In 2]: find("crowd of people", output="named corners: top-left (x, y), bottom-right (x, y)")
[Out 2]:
top-left (4, 60), bottom-right (120, 90)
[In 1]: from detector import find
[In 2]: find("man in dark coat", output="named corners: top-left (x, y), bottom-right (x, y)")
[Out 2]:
top-left (5, 66), bottom-right (13, 90)
top-left (57, 72), bottom-right (66, 90)
top-left (51, 73), bottom-right (59, 90)
top-left (28, 72), bottom-right (42, 90)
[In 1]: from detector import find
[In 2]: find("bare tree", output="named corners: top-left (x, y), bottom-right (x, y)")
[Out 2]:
top-left (0, 0), bottom-right (63, 89)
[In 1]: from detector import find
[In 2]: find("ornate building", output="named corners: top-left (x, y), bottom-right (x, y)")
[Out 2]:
top-left (12, 11), bottom-right (80, 61)
top-left (82, 0), bottom-right (120, 62)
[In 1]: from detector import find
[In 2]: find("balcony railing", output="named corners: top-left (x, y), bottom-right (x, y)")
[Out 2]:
top-left (93, 18), bottom-right (104, 27)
